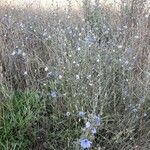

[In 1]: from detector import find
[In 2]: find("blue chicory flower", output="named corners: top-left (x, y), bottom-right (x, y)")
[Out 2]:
top-left (80, 139), bottom-right (92, 149)
top-left (94, 116), bottom-right (101, 126)
top-left (91, 128), bottom-right (97, 134)
top-left (79, 111), bottom-right (86, 117)
top-left (50, 91), bottom-right (57, 98)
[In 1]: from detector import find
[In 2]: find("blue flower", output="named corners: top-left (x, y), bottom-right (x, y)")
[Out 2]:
top-left (80, 139), bottom-right (92, 149)
top-left (132, 108), bottom-right (138, 113)
top-left (94, 116), bottom-right (101, 126)
top-left (78, 111), bottom-right (85, 117)
top-left (50, 91), bottom-right (57, 98)
top-left (91, 128), bottom-right (97, 134)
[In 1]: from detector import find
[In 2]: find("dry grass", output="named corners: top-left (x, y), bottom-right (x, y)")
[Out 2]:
top-left (0, 0), bottom-right (150, 149)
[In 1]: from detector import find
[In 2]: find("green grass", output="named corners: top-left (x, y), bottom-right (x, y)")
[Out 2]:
top-left (0, 91), bottom-right (83, 150)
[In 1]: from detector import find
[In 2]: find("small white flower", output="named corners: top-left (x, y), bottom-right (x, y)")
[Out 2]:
top-left (48, 35), bottom-right (51, 39)
top-left (133, 56), bottom-right (136, 59)
top-left (11, 51), bottom-right (16, 56)
top-left (66, 112), bottom-right (70, 116)
top-left (76, 75), bottom-right (80, 80)
top-left (144, 113), bottom-right (147, 117)
top-left (63, 93), bottom-right (67, 96)
top-left (77, 47), bottom-right (81, 51)
top-left (75, 27), bottom-right (78, 30)
top-left (134, 35), bottom-right (139, 39)
top-left (104, 30), bottom-right (109, 34)
top-left (88, 44), bottom-right (91, 48)
top-left (87, 75), bottom-right (91, 79)
top-left (118, 45), bottom-right (123, 49)
top-left (58, 75), bottom-right (63, 79)
top-left (22, 52), bottom-right (26, 56)
top-left (45, 67), bottom-right (48, 71)
top-left (123, 25), bottom-right (128, 29)
top-left (76, 63), bottom-right (80, 67)
top-left (145, 14), bottom-right (149, 18)
top-left (86, 121), bottom-right (91, 128)
top-left (81, 28), bottom-right (84, 31)
top-left (24, 71), bottom-right (27, 75)
top-left (89, 83), bottom-right (93, 86)
top-left (43, 32), bottom-right (47, 36)
top-left (128, 67), bottom-right (132, 70)
top-left (97, 59), bottom-right (100, 63)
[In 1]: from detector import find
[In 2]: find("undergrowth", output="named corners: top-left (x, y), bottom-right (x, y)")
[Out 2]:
top-left (0, 0), bottom-right (150, 149)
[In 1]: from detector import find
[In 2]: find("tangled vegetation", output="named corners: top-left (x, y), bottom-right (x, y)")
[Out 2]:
top-left (0, 0), bottom-right (150, 149)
